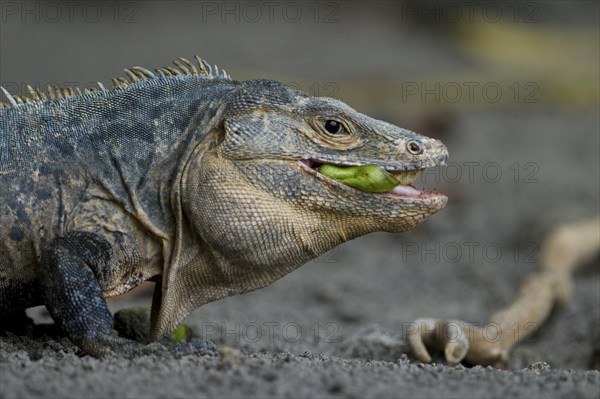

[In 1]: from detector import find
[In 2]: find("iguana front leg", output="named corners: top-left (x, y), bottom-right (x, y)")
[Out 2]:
top-left (407, 217), bottom-right (600, 366)
top-left (38, 231), bottom-right (214, 357)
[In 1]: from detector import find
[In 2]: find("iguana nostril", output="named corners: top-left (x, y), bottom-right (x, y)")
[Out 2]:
top-left (406, 140), bottom-right (423, 155)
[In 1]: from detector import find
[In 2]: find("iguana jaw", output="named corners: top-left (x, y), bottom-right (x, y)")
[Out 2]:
top-left (298, 159), bottom-right (446, 202)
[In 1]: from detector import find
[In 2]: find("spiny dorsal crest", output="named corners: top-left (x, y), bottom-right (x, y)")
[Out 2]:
top-left (0, 56), bottom-right (231, 109)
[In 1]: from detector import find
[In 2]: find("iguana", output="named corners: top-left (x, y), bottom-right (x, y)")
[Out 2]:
top-left (0, 56), bottom-right (448, 357)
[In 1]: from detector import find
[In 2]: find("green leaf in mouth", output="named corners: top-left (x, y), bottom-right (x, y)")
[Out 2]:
top-left (317, 164), bottom-right (400, 193)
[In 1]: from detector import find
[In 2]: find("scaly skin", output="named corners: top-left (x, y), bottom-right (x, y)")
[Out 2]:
top-left (0, 57), bottom-right (448, 356)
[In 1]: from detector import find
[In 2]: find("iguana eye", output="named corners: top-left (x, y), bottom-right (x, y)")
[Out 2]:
top-left (309, 117), bottom-right (362, 149)
top-left (324, 119), bottom-right (348, 135)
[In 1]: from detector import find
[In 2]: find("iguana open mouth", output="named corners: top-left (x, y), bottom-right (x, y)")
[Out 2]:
top-left (298, 159), bottom-right (442, 199)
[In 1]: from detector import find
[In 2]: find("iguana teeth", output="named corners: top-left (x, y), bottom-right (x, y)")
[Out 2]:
top-left (388, 169), bottom-right (422, 185)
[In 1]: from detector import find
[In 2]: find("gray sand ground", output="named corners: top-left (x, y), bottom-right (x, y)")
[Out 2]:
top-left (1, 2), bottom-right (599, 398)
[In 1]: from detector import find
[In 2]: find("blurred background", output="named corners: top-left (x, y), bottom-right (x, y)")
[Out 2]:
top-left (1, 0), bottom-right (598, 370)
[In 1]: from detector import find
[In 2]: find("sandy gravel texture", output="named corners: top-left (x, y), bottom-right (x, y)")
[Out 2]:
top-left (1, 2), bottom-right (599, 398)
top-left (2, 336), bottom-right (599, 399)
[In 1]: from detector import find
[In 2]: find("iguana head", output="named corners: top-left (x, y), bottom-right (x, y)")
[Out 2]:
top-left (160, 78), bottom-right (448, 338)
top-left (182, 78), bottom-right (447, 272)
top-left (210, 79), bottom-right (448, 230)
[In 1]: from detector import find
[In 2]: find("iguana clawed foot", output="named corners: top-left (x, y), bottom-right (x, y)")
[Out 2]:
top-left (110, 307), bottom-right (216, 357)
